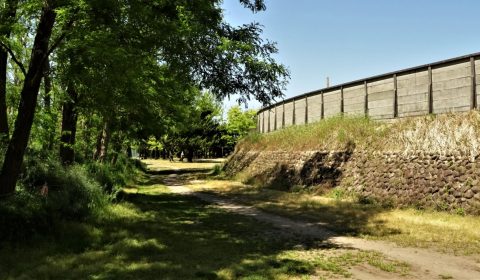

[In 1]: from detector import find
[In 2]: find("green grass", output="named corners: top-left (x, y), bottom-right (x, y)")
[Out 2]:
top-left (186, 178), bottom-right (480, 256)
top-left (0, 175), bottom-right (409, 280)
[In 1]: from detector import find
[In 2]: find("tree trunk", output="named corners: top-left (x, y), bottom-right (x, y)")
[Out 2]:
top-left (94, 121), bottom-right (111, 163)
top-left (0, 4), bottom-right (57, 196)
top-left (187, 148), bottom-right (194, 163)
top-left (127, 145), bottom-right (132, 158)
top-left (59, 85), bottom-right (78, 165)
top-left (0, 0), bottom-right (19, 139)
top-left (43, 57), bottom-right (52, 108)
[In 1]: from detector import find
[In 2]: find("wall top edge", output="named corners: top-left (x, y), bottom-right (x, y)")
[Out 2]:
top-left (258, 51), bottom-right (480, 114)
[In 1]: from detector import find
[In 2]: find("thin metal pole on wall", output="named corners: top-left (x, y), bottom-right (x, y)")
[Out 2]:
top-left (364, 81), bottom-right (368, 116)
top-left (393, 74), bottom-right (398, 118)
top-left (428, 66), bottom-right (433, 114)
top-left (471, 57), bottom-right (477, 110)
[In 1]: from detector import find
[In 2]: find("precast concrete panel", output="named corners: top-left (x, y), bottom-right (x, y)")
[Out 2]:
top-left (343, 84), bottom-right (366, 116)
top-left (275, 104), bottom-right (284, 129)
top-left (284, 101), bottom-right (294, 127)
top-left (323, 89), bottom-right (341, 117)
top-left (367, 78), bottom-right (394, 119)
top-left (432, 61), bottom-right (471, 114)
top-left (397, 70), bottom-right (429, 117)
top-left (295, 98), bottom-right (306, 125)
top-left (268, 109), bottom-right (275, 132)
top-left (307, 94), bottom-right (323, 123)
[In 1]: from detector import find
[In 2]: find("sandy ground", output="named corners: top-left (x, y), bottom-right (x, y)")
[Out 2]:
top-left (161, 173), bottom-right (480, 280)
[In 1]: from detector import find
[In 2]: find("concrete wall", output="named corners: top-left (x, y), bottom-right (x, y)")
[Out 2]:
top-left (307, 94), bottom-right (323, 123)
top-left (259, 53), bottom-right (480, 133)
top-left (284, 101), bottom-right (294, 127)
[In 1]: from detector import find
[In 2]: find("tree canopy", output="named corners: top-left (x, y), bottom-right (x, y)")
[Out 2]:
top-left (0, 0), bottom-right (289, 195)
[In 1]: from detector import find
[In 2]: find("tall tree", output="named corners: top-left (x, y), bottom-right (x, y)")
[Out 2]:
top-left (0, 0), bottom-right (19, 139)
top-left (0, 1), bottom-right (57, 196)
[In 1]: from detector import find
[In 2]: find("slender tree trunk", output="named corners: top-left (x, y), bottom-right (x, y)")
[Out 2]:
top-left (127, 145), bottom-right (132, 158)
top-left (59, 85), bottom-right (78, 165)
top-left (0, 0), bottom-right (19, 139)
top-left (94, 120), bottom-right (111, 162)
top-left (0, 4), bottom-right (56, 196)
top-left (43, 57), bottom-right (55, 150)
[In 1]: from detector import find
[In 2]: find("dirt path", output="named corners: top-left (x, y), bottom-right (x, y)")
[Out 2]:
top-left (162, 173), bottom-right (480, 280)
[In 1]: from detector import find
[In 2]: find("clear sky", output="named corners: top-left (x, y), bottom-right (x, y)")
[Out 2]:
top-left (221, 0), bottom-right (480, 111)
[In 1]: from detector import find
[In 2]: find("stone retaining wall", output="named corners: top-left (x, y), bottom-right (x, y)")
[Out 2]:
top-left (224, 149), bottom-right (480, 214)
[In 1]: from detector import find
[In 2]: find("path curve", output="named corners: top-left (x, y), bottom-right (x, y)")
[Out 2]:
top-left (163, 174), bottom-right (480, 280)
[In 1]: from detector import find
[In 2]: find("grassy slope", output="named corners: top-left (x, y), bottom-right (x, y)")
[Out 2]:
top-left (240, 111), bottom-right (480, 157)
top-left (0, 173), bottom-right (409, 280)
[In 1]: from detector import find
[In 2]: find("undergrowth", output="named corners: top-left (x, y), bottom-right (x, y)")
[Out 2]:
top-left (0, 151), bottom-right (144, 244)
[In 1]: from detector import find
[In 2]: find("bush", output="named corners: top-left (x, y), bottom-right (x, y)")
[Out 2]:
top-left (85, 155), bottom-right (139, 193)
top-left (0, 152), bottom-right (112, 243)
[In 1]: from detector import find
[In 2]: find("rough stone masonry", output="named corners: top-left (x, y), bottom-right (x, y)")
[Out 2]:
top-left (224, 149), bottom-right (480, 214)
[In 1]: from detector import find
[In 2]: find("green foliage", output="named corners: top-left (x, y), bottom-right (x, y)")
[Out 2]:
top-left (85, 155), bottom-right (139, 193)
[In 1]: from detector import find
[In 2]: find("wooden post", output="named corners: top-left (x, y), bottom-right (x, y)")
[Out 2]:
top-left (292, 98), bottom-right (296, 125)
top-left (305, 96), bottom-right (309, 124)
top-left (393, 74), bottom-right (398, 118)
top-left (340, 86), bottom-right (344, 115)
top-left (364, 81), bottom-right (368, 116)
top-left (428, 66), bottom-right (433, 114)
top-left (321, 91), bottom-right (324, 119)
top-left (471, 57), bottom-right (477, 110)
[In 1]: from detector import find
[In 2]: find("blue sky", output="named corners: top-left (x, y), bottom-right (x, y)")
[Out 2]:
top-left (221, 0), bottom-right (480, 111)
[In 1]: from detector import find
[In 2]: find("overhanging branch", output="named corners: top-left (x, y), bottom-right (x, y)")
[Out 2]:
top-left (0, 40), bottom-right (26, 76)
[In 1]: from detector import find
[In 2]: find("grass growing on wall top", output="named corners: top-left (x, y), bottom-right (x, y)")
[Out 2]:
top-left (240, 116), bottom-right (388, 152)
top-left (241, 111), bottom-right (480, 156)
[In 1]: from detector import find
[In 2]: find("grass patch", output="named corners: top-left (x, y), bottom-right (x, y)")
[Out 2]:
top-left (185, 178), bottom-right (480, 256)
top-left (0, 173), bottom-right (410, 280)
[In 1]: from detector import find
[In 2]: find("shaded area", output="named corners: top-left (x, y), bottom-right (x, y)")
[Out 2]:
top-left (0, 173), bottom-right (340, 280)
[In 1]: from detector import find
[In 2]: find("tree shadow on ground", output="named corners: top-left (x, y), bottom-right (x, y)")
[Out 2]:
top-left (0, 176), bottom-right (345, 280)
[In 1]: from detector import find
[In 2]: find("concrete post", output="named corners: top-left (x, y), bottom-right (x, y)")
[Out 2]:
top-left (393, 74), bottom-right (398, 118)
top-left (274, 106), bottom-right (277, 130)
top-left (267, 109), bottom-right (270, 132)
top-left (321, 91), bottom-right (324, 119)
top-left (292, 98), bottom-right (296, 125)
top-left (471, 57), bottom-right (477, 110)
top-left (305, 96), bottom-right (309, 124)
top-left (428, 66), bottom-right (433, 114)
top-left (340, 86), bottom-right (344, 115)
top-left (364, 81), bottom-right (368, 116)
top-left (261, 111), bottom-right (265, 133)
